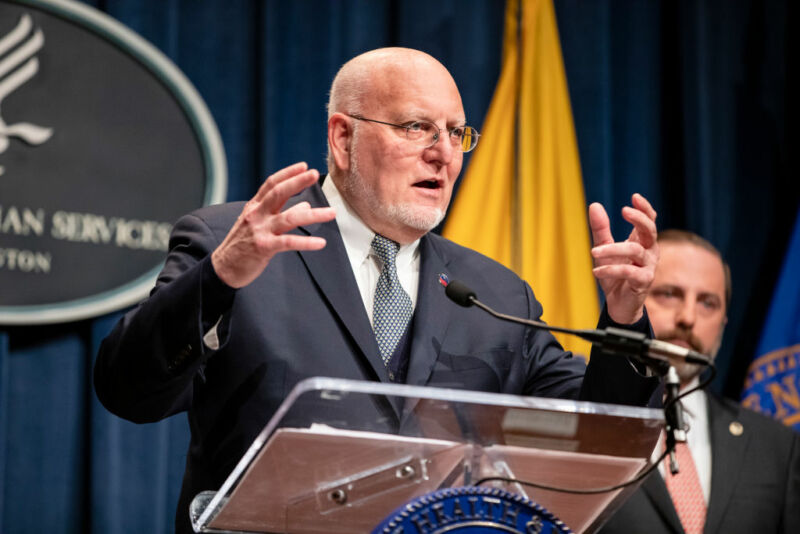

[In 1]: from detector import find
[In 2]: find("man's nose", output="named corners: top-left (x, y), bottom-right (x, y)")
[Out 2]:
top-left (676, 298), bottom-right (696, 329)
top-left (426, 129), bottom-right (455, 165)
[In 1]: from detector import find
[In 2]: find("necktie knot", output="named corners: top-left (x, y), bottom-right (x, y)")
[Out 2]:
top-left (371, 234), bottom-right (400, 267)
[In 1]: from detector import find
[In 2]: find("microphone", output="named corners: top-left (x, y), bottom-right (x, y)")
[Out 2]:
top-left (444, 280), bottom-right (476, 307)
top-left (444, 279), bottom-right (712, 367)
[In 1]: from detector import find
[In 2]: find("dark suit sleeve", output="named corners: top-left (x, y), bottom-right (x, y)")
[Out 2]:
top-left (514, 282), bottom-right (586, 399)
top-left (579, 305), bottom-right (661, 405)
top-left (94, 212), bottom-right (236, 423)
top-left (513, 279), bottom-right (658, 406)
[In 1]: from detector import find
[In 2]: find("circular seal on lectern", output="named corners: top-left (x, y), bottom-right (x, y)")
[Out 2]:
top-left (371, 486), bottom-right (572, 534)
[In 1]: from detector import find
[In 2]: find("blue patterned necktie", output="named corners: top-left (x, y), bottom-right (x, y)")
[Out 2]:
top-left (371, 234), bottom-right (413, 365)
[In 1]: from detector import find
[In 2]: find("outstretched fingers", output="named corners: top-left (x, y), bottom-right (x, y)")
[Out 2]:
top-left (632, 193), bottom-right (657, 220)
top-left (592, 262), bottom-right (653, 288)
top-left (257, 168), bottom-right (321, 215)
top-left (623, 194), bottom-right (658, 246)
top-left (270, 201), bottom-right (336, 236)
top-left (591, 241), bottom-right (647, 267)
top-left (245, 201), bottom-right (336, 273)
top-left (269, 233), bottom-right (328, 254)
top-left (588, 202), bottom-right (614, 247)
top-left (252, 162), bottom-right (310, 204)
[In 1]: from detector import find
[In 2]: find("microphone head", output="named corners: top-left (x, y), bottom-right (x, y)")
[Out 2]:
top-left (445, 280), bottom-right (476, 307)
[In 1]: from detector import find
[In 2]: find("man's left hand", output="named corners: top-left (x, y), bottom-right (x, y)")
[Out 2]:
top-left (589, 193), bottom-right (659, 324)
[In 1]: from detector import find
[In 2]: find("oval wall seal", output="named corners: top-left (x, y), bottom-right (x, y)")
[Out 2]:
top-left (0, 0), bottom-right (226, 324)
top-left (372, 487), bottom-right (572, 534)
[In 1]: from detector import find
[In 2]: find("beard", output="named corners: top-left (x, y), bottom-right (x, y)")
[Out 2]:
top-left (658, 327), bottom-right (722, 386)
top-left (341, 131), bottom-right (446, 234)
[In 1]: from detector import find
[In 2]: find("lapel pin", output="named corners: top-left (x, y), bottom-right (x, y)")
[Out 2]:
top-left (729, 421), bottom-right (744, 436)
top-left (438, 273), bottom-right (449, 287)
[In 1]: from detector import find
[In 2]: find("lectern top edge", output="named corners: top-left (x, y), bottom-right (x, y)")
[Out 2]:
top-left (296, 376), bottom-right (663, 420)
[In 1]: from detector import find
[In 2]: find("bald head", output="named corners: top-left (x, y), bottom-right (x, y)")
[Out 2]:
top-left (327, 47), bottom-right (455, 120)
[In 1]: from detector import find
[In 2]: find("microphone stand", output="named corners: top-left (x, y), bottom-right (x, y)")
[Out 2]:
top-left (663, 365), bottom-right (687, 474)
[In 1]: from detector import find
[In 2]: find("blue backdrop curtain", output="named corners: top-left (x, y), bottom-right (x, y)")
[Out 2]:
top-left (0, 1), bottom-right (795, 532)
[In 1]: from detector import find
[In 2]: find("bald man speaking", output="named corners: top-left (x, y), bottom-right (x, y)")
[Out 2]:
top-left (95, 48), bottom-right (661, 532)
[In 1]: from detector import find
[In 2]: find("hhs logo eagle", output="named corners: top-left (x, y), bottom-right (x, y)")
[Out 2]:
top-left (0, 14), bottom-right (53, 176)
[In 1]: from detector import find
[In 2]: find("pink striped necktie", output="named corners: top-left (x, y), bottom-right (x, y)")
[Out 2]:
top-left (664, 441), bottom-right (707, 534)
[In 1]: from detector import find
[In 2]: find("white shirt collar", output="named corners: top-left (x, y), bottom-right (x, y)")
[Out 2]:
top-left (679, 377), bottom-right (707, 421)
top-left (322, 175), bottom-right (375, 275)
top-left (321, 176), bottom-right (421, 273)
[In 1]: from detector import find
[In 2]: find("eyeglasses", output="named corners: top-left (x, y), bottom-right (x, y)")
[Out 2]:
top-left (347, 114), bottom-right (480, 153)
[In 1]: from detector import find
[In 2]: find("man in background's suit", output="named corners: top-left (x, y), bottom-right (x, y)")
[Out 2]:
top-left (599, 230), bottom-right (800, 534)
top-left (94, 47), bottom-right (661, 533)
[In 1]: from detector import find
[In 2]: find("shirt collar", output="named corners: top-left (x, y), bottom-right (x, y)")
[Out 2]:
top-left (321, 175), bottom-right (421, 269)
top-left (678, 376), bottom-right (707, 421)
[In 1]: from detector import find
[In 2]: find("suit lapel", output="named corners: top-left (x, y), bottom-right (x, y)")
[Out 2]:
top-left (704, 395), bottom-right (748, 534)
top-left (640, 472), bottom-right (685, 533)
top-left (293, 185), bottom-right (386, 382)
top-left (405, 235), bottom-right (453, 387)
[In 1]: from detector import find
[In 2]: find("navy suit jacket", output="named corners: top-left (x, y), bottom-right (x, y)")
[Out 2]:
top-left (95, 182), bottom-right (658, 533)
top-left (598, 393), bottom-right (800, 534)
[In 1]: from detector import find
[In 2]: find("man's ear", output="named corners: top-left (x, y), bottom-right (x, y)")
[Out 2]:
top-left (328, 113), bottom-right (353, 172)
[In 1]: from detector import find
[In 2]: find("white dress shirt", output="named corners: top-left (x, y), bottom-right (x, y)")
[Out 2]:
top-left (322, 176), bottom-right (420, 325)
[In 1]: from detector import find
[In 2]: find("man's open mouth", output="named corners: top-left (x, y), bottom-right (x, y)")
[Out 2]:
top-left (414, 179), bottom-right (441, 189)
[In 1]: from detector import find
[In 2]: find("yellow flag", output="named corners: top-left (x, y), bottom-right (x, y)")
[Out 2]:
top-left (444, 0), bottom-right (599, 358)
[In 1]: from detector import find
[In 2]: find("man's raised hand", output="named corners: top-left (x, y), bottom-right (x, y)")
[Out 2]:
top-left (589, 193), bottom-right (659, 324)
top-left (211, 162), bottom-right (336, 288)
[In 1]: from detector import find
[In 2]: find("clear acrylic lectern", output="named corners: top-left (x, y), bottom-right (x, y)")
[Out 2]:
top-left (190, 377), bottom-right (663, 534)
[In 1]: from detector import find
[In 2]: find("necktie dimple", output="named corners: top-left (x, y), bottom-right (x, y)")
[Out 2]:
top-left (664, 440), bottom-right (707, 534)
top-left (371, 234), bottom-right (413, 365)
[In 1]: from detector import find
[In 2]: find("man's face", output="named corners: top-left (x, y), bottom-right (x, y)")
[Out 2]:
top-left (339, 59), bottom-right (465, 244)
top-left (645, 241), bottom-right (727, 385)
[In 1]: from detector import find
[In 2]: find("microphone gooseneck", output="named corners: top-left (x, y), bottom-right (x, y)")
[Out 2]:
top-left (443, 280), bottom-right (713, 367)
top-left (443, 278), bottom-right (714, 476)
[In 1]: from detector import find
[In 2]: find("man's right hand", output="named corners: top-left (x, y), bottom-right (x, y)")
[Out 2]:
top-left (211, 162), bottom-right (336, 288)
